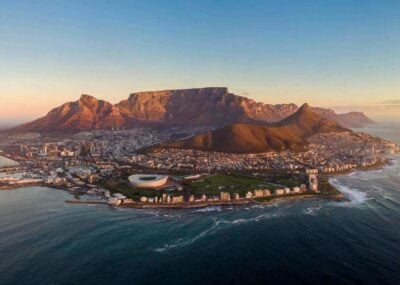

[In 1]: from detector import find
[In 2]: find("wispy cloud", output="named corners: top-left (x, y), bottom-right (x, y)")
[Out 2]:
top-left (329, 99), bottom-right (400, 110)
top-left (376, 100), bottom-right (400, 106)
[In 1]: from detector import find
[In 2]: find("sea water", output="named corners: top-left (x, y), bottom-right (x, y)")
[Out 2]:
top-left (0, 125), bottom-right (399, 284)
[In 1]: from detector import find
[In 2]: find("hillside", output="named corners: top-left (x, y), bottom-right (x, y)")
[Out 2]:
top-left (10, 95), bottom-right (125, 132)
top-left (154, 104), bottom-right (349, 153)
top-left (6, 87), bottom-right (373, 132)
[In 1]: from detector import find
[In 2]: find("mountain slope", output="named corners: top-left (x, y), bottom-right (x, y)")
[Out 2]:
top-left (312, 107), bottom-right (375, 128)
top-left (115, 87), bottom-right (257, 126)
top-left (6, 87), bottom-right (373, 132)
top-left (11, 95), bottom-right (125, 132)
top-left (115, 87), bottom-right (297, 126)
top-left (154, 104), bottom-right (349, 153)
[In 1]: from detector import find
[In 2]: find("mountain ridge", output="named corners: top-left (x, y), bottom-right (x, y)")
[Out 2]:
top-left (6, 87), bottom-right (374, 132)
top-left (152, 103), bottom-right (350, 153)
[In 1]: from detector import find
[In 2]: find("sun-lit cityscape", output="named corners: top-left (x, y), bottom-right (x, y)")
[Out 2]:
top-left (1, 1), bottom-right (400, 284)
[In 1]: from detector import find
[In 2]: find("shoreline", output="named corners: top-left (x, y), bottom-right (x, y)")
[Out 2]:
top-left (0, 183), bottom-right (72, 192)
top-left (0, 183), bottom-right (46, 190)
top-left (65, 192), bottom-right (346, 209)
top-left (1, 156), bottom-right (397, 209)
top-left (256, 193), bottom-right (345, 205)
top-left (323, 158), bottom-right (392, 178)
top-left (1, 183), bottom-right (346, 209)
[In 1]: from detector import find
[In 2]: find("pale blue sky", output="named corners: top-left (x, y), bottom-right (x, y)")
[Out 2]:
top-left (1, 0), bottom-right (399, 122)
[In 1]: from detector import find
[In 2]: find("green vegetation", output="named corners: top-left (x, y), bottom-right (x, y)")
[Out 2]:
top-left (187, 173), bottom-right (267, 196)
top-left (97, 171), bottom-right (342, 202)
top-left (264, 173), bottom-right (306, 188)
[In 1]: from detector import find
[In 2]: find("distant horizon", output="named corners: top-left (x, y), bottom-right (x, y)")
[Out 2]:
top-left (1, 1), bottom-right (399, 122)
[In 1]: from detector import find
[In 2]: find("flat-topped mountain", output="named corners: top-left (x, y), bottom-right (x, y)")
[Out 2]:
top-left (7, 87), bottom-right (373, 132)
top-left (153, 104), bottom-right (349, 153)
top-left (115, 87), bottom-right (261, 126)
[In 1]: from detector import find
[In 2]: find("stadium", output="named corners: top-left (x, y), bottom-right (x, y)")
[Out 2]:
top-left (128, 174), bottom-right (169, 188)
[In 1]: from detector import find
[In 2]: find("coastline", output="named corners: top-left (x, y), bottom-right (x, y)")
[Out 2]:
top-left (1, 181), bottom-right (346, 209)
top-left (0, 171), bottom-right (357, 209)
top-left (65, 192), bottom-right (346, 210)
top-left (324, 158), bottom-right (392, 177)
top-left (0, 183), bottom-right (46, 190)
top-left (1, 155), bottom-right (397, 209)
top-left (256, 193), bottom-right (345, 205)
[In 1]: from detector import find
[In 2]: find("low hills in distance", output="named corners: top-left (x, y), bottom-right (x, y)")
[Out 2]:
top-left (150, 104), bottom-right (350, 154)
top-left (6, 87), bottom-right (374, 133)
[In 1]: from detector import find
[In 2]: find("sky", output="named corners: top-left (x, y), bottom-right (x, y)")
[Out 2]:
top-left (1, 0), bottom-right (400, 124)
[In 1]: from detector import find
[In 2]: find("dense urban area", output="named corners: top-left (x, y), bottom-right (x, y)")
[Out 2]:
top-left (0, 127), bottom-right (398, 208)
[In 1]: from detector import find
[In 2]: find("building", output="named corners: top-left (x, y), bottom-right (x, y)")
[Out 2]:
top-left (220, 192), bottom-right (231, 201)
top-left (292, 186), bottom-right (301, 193)
top-left (263, 189), bottom-right (271, 197)
top-left (171, 196), bottom-right (184, 204)
top-left (128, 174), bottom-right (169, 188)
top-left (306, 169), bottom-right (319, 192)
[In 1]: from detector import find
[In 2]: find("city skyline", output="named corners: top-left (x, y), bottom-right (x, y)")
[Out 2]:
top-left (1, 0), bottom-right (400, 123)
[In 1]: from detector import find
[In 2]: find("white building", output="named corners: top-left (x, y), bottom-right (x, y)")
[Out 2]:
top-left (128, 174), bottom-right (169, 188)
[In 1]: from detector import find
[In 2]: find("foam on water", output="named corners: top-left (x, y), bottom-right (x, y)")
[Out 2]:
top-left (192, 206), bottom-right (222, 213)
top-left (329, 178), bottom-right (367, 207)
top-left (302, 205), bottom-right (322, 216)
top-left (217, 212), bottom-right (286, 225)
top-left (352, 170), bottom-right (388, 180)
top-left (152, 220), bottom-right (220, 252)
top-left (152, 211), bottom-right (287, 252)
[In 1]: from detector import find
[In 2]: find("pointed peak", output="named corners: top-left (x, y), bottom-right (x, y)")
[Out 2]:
top-left (299, 103), bottom-right (311, 111)
top-left (276, 103), bottom-right (320, 126)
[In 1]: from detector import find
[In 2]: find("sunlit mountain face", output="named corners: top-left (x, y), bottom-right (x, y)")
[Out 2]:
top-left (1, 1), bottom-right (400, 284)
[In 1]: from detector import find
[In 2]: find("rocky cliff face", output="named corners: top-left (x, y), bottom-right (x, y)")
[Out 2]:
top-left (116, 87), bottom-right (250, 126)
top-left (12, 95), bottom-right (125, 132)
top-left (115, 87), bottom-right (296, 126)
top-left (8, 87), bottom-right (374, 132)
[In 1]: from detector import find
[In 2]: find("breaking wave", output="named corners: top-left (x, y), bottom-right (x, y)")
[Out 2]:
top-left (152, 212), bottom-right (286, 252)
top-left (152, 222), bottom-right (220, 252)
top-left (192, 206), bottom-right (222, 213)
top-left (329, 178), bottom-right (367, 207)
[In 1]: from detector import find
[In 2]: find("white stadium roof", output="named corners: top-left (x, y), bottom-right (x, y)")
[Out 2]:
top-left (128, 174), bottom-right (168, 188)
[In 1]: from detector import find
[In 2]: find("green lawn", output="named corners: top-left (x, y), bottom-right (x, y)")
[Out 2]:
top-left (187, 173), bottom-right (268, 196)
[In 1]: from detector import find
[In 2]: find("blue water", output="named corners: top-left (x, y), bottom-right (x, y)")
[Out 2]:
top-left (0, 125), bottom-right (400, 284)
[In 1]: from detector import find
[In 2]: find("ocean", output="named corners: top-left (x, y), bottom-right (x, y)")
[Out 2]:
top-left (0, 124), bottom-right (399, 285)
